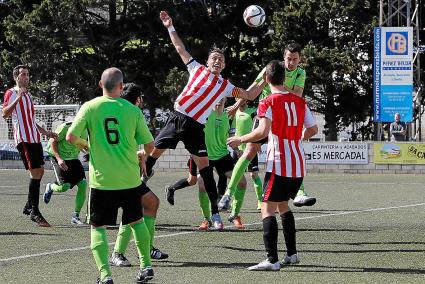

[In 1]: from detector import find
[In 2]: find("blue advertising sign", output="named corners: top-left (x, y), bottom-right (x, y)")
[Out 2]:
top-left (373, 27), bottom-right (413, 122)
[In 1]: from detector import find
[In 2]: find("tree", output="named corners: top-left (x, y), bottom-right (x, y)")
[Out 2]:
top-left (269, 0), bottom-right (378, 140)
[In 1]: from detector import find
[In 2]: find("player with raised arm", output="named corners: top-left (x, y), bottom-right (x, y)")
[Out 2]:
top-left (2, 65), bottom-right (57, 227)
top-left (43, 121), bottom-right (88, 225)
top-left (143, 11), bottom-right (266, 229)
top-left (228, 60), bottom-right (318, 271)
top-left (220, 42), bottom-right (317, 211)
top-left (66, 68), bottom-right (154, 284)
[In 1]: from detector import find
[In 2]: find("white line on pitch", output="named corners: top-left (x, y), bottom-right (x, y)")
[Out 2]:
top-left (1, 202), bottom-right (425, 263)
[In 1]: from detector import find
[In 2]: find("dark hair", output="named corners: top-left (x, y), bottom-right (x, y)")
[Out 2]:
top-left (208, 46), bottom-right (226, 58)
top-left (13, 65), bottom-right (29, 79)
top-left (121, 83), bottom-right (143, 105)
top-left (265, 60), bottom-right (285, 85)
top-left (285, 42), bottom-right (302, 54)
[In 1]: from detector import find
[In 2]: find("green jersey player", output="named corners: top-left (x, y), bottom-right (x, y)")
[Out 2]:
top-left (66, 68), bottom-right (154, 284)
top-left (43, 122), bottom-right (88, 225)
top-left (220, 42), bottom-right (316, 211)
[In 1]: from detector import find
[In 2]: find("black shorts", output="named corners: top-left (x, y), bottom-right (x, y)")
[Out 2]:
top-left (263, 172), bottom-right (303, 202)
top-left (89, 186), bottom-right (143, 226)
top-left (209, 154), bottom-right (235, 176)
top-left (155, 111), bottom-right (208, 157)
top-left (140, 181), bottom-right (151, 196)
top-left (251, 117), bottom-right (268, 145)
top-left (51, 157), bottom-right (86, 188)
top-left (187, 157), bottom-right (198, 177)
top-left (16, 142), bottom-right (45, 170)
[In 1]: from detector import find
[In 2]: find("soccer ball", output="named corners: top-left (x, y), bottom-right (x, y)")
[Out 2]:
top-left (243, 5), bottom-right (266, 27)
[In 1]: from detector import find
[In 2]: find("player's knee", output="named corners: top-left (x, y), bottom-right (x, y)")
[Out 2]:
top-left (188, 176), bottom-right (197, 186)
top-left (77, 179), bottom-right (87, 190)
top-left (238, 176), bottom-right (247, 189)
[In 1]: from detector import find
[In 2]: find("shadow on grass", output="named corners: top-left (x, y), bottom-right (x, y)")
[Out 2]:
top-left (297, 228), bottom-right (372, 232)
top-left (294, 264), bottom-right (425, 274)
top-left (0, 231), bottom-right (60, 236)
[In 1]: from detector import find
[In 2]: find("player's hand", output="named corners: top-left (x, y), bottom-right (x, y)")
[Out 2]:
top-left (227, 136), bottom-right (242, 148)
top-left (137, 150), bottom-right (146, 162)
top-left (46, 131), bottom-right (58, 141)
top-left (57, 158), bottom-right (68, 171)
top-left (226, 104), bottom-right (239, 117)
top-left (159, 11), bottom-right (173, 27)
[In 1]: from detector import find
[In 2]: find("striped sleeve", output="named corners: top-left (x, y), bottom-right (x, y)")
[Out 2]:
top-left (3, 89), bottom-right (13, 107)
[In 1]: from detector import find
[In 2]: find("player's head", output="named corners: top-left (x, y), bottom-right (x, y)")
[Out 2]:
top-left (394, 113), bottom-right (401, 122)
top-left (13, 65), bottom-right (29, 87)
top-left (284, 42), bottom-right (302, 71)
top-left (265, 60), bottom-right (285, 86)
top-left (214, 97), bottom-right (226, 112)
top-left (207, 47), bottom-right (226, 75)
top-left (99, 67), bottom-right (124, 96)
top-left (121, 83), bottom-right (144, 107)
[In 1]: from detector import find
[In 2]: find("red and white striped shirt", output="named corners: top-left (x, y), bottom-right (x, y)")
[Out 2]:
top-left (3, 88), bottom-right (41, 145)
top-left (175, 60), bottom-right (238, 124)
top-left (257, 92), bottom-right (316, 178)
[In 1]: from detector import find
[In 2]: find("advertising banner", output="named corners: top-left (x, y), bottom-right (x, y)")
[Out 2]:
top-left (304, 143), bottom-right (369, 164)
top-left (373, 27), bottom-right (413, 122)
top-left (258, 143), bottom-right (369, 164)
top-left (374, 143), bottom-right (425, 164)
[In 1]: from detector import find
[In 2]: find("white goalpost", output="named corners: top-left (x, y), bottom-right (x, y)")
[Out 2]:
top-left (0, 104), bottom-right (80, 163)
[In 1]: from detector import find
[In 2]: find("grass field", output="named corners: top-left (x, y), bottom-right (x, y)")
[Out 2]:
top-left (1, 170), bottom-right (425, 284)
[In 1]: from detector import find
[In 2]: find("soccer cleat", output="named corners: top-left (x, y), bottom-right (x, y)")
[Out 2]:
top-left (281, 254), bottom-right (300, 265)
top-left (228, 215), bottom-right (245, 230)
top-left (211, 213), bottom-right (224, 230)
top-left (136, 266), bottom-right (154, 283)
top-left (248, 259), bottom-right (281, 271)
top-left (30, 212), bottom-right (51, 227)
top-left (141, 169), bottom-right (154, 184)
top-left (256, 201), bottom-right (263, 211)
top-left (96, 277), bottom-right (114, 284)
top-left (165, 185), bottom-right (175, 206)
top-left (71, 212), bottom-right (85, 225)
top-left (43, 183), bottom-right (54, 204)
top-left (198, 219), bottom-right (212, 231)
top-left (151, 247), bottom-right (169, 260)
top-left (293, 195), bottom-right (316, 207)
top-left (109, 252), bottom-right (131, 267)
top-left (218, 194), bottom-right (231, 211)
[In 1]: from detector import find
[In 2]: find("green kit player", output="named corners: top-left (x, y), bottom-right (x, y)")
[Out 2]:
top-left (198, 98), bottom-right (247, 230)
top-left (66, 68), bottom-right (154, 284)
top-left (220, 42), bottom-right (316, 210)
top-left (43, 121), bottom-right (88, 225)
top-left (109, 83), bottom-right (168, 269)
top-left (231, 100), bottom-right (264, 210)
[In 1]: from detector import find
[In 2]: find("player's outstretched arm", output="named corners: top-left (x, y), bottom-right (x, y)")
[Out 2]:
top-left (231, 78), bottom-right (267, 101)
top-left (227, 117), bottom-right (270, 148)
top-left (302, 125), bottom-right (318, 140)
top-left (160, 11), bottom-right (191, 64)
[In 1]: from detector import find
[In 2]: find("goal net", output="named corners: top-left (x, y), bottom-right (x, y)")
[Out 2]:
top-left (0, 104), bottom-right (80, 161)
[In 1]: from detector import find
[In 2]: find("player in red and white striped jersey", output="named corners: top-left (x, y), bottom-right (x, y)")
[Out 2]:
top-left (142, 11), bottom-right (266, 229)
top-left (2, 65), bottom-right (57, 227)
top-left (228, 60), bottom-right (318, 271)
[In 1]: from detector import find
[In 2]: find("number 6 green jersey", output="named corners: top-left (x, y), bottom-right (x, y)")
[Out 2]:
top-left (68, 96), bottom-right (153, 190)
